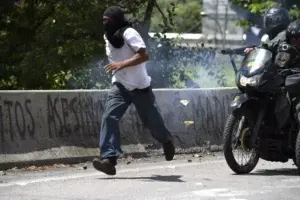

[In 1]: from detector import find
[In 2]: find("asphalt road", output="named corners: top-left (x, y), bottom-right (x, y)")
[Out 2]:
top-left (0, 153), bottom-right (300, 200)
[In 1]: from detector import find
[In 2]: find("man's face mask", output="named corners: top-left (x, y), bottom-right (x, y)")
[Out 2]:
top-left (103, 16), bottom-right (117, 33)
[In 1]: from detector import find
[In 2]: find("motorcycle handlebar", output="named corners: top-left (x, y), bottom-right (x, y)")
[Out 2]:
top-left (220, 48), bottom-right (234, 55)
top-left (221, 46), bottom-right (256, 56)
top-left (278, 68), bottom-right (300, 77)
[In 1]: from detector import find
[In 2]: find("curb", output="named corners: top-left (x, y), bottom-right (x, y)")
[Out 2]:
top-left (0, 146), bottom-right (223, 171)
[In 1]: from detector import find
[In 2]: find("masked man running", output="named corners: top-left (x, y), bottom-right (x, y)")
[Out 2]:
top-left (92, 6), bottom-right (175, 176)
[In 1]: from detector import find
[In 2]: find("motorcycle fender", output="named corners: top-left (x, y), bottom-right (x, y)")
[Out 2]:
top-left (230, 93), bottom-right (250, 110)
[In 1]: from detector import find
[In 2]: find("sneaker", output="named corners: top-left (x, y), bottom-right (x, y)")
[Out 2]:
top-left (163, 141), bottom-right (175, 161)
top-left (92, 157), bottom-right (117, 175)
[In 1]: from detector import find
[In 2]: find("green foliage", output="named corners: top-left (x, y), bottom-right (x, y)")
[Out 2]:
top-left (289, 7), bottom-right (300, 20)
top-left (150, 0), bottom-right (202, 33)
top-left (235, 19), bottom-right (252, 30)
top-left (147, 31), bottom-right (229, 88)
top-left (229, 0), bottom-right (300, 28)
top-left (172, 1), bottom-right (202, 33)
top-left (0, 1), bottom-right (106, 89)
top-left (248, 1), bottom-right (278, 14)
top-left (229, 0), bottom-right (277, 14)
top-left (0, 0), bottom-right (149, 89)
top-left (143, 0), bottom-right (230, 89)
top-left (0, 0), bottom-right (230, 90)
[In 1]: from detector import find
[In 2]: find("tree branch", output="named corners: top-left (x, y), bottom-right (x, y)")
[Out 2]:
top-left (143, 0), bottom-right (155, 22)
top-left (154, 0), bottom-right (168, 23)
top-left (34, 3), bottom-right (56, 31)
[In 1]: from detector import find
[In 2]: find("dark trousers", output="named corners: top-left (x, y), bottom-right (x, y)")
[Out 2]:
top-left (99, 82), bottom-right (172, 159)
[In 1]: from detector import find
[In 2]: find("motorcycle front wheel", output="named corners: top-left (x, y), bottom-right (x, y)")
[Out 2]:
top-left (295, 131), bottom-right (300, 173)
top-left (223, 112), bottom-right (260, 174)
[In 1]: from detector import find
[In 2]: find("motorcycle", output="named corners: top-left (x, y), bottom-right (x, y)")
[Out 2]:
top-left (221, 43), bottom-right (300, 174)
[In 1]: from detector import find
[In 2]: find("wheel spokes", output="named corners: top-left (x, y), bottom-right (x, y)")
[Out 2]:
top-left (231, 116), bottom-right (257, 167)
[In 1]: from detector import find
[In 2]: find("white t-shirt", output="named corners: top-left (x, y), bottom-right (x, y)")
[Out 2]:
top-left (104, 28), bottom-right (151, 91)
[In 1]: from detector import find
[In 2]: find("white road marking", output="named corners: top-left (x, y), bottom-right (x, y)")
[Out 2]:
top-left (281, 177), bottom-right (300, 183)
top-left (229, 199), bottom-right (247, 200)
top-left (193, 188), bottom-right (249, 197)
top-left (0, 160), bottom-right (224, 188)
top-left (263, 177), bottom-right (300, 190)
top-left (167, 165), bottom-right (176, 169)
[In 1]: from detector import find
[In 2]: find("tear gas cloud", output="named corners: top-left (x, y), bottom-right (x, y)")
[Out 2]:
top-left (66, 38), bottom-right (244, 89)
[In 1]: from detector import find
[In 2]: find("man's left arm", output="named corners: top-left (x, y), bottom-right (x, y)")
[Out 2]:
top-left (121, 48), bottom-right (149, 68)
top-left (121, 28), bottom-right (150, 68)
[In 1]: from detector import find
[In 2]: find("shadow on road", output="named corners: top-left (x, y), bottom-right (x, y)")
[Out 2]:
top-left (98, 175), bottom-right (185, 182)
top-left (234, 168), bottom-right (299, 176)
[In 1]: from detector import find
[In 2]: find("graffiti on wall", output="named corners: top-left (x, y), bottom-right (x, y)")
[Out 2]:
top-left (47, 95), bottom-right (106, 139)
top-left (0, 91), bottom-right (235, 148)
top-left (0, 99), bottom-right (35, 142)
top-left (0, 95), bottom-right (107, 142)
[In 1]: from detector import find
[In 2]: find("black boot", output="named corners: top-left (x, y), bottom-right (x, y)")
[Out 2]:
top-left (92, 157), bottom-right (117, 175)
top-left (163, 140), bottom-right (175, 161)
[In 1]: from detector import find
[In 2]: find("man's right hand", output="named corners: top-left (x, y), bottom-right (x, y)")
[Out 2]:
top-left (244, 47), bottom-right (254, 54)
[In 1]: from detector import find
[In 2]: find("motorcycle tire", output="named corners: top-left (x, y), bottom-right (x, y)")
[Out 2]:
top-left (293, 157), bottom-right (297, 167)
top-left (223, 113), bottom-right (260, 174)
top-left (295, 131), bottom-right (300, 173)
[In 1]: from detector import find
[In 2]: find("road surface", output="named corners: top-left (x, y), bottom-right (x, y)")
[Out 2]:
top-left (0, 153), bottom-right (299, 200)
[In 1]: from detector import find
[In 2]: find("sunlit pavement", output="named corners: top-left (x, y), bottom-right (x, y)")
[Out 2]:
top-left (0, 152), bottom-right (299, 200)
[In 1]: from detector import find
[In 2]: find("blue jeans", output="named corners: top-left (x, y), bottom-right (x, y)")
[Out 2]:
top-left (99, 82), bottom-right (172, 159)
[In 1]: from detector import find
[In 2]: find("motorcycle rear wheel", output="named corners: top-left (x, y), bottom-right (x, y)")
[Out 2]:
top-left (295, 131), bottom-right (300, 173)
top-left (223, 112), bottom-right (260, 174)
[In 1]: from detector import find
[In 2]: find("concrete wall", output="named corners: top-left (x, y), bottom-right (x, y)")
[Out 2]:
top-left (0, 88), bottom-right (238, 166)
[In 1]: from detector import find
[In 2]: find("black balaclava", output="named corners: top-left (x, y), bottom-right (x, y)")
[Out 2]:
top-left (103, 6), bottom-right (132, 48)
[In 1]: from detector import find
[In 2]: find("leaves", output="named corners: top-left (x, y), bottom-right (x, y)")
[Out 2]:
top-left (228, 0), bottom-right (300, 34)
top-left (248, 1), bottom-right (278, 14)
top-left (151, 0), bottom-right (202, 33)
top-left (229, 0), bottom-right (300, 23)
top-left (1, 0), bottom-right (230, 89)
top-left (0, 0), bottom-right (146, 89)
